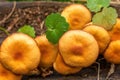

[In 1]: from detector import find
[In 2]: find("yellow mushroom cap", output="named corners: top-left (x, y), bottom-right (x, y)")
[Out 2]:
top-left (83, 25), bottom-right (110, 54)
top-left (0, 33), bottom-right (41, 74)
top-left (109, 18), bottom-right (120, 41)
top-left (53, 53), bottom-right (82, 75)
top-left (0, 63), bottom-right (22, 80)
top-left (59, 30), bottom-right (99, 67)
top-left (104, 40), bottom-right (120, 64)
top-left (35, 35), bottom-right (58, 68)
top-left (61, 4), bottom-right (91, 30)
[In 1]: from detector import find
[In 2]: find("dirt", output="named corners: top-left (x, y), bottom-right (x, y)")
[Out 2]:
top-left (0, 1), bottom-right (120, 80)
top-left (0, 2), bottom-right (65, 39)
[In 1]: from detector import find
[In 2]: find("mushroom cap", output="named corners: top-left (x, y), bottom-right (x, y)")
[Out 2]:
top-left (0, 33), bottom-right (41, 74)
top-left (53, 53), bottom-right (82, 75)
top-left (109, 18), bottom-right (120, 41)
top-left (0, 63), bottom-right (22, 80)
top-left (61, 4), bottom-right (91, 30)
top-left (83, 25), bottom-right (110, 53)
top-left (104, 40), bottom-right (120, 64)
top-left (35, 35), bottom-right (58, 68)
top-left (59, 30), bottom-right (99, 67)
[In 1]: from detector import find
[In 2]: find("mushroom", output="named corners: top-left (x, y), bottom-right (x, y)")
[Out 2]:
top-left (104, 40), bottom-right (120, 64)
top-left (0, 46), bottom-right (22, 80)
top-left (0, 63), bottom-right (22, 80)
top-left (35, 34), bottom-right (58, 68)
top-left (83, 25), bottom-right (110, 54)
top-left (59, 30), bottom-right (99, 67)
top-left (53, 53), bottom-right (82, 75)
top-left (0, 33), bottom-right (41, 74)
top-left (61, 4), bottom-right (91, 30)
top-left (109, 18), bottom-right (120, 41)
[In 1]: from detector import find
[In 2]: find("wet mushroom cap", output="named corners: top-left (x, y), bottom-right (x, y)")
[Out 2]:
top-left (35, 35), bottom-right (58, 68)
top-left (53, 53), bottom-right (82, 75)
top-left (83, 25), bottom-right (110, 54)
top-left (104, 40), bottom-right (120, 64)
top-left (59, 30), bottom-right (99, 67)
top-left (61, 4), bottom-right (91, 30)
top-left (0, 33), bottom-right (41, 74)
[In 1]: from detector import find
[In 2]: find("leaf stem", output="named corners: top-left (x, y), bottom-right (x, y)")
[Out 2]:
top-left (0, 27), bottom-right (10, 36)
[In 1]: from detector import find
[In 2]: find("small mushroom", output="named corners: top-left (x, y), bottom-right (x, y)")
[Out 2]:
top-left (0, 63), bottom-right (22, 80)
top-left (35, 34), bottom-right (58, 68)
top-left (0, 46), bottom-right (22, 80)
top-left (61, 4), bottom-right (91, 30)
top-left (83, 25), bottom-right (110, 54)
top-left (104, 40), bottom-right (120, 64)
top-left (59, 30), bottom-right (99, 67)
top-left (53, 53), bottom-right (82, 75)
top-left (109, 18), bottom-right (120, 41)
top-left (0, 33), bottom-right (41, 74)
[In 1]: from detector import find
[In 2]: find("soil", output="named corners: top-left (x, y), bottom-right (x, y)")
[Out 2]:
top-left (0, 1), bottom-right (120, 80)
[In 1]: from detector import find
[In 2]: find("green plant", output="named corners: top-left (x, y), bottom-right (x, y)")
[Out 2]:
top-left (87, 0), bottom-right (118, 30)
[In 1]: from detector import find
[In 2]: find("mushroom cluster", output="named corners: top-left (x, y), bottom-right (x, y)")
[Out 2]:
top-left (0, 3), bottom-right (120, 79)
top-left (54, 3), bottom-right (120, 75)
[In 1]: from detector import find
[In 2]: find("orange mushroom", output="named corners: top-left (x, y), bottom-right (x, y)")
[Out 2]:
top-left (35, 34), bottom-right (58, 68)
top-left (0, 46), bottom-right (22, 80)
top-left (59, 30), bottom-right (99, 67)
top-left (83, 25), bottom-right (110, 54)
top-left (61, 4), bottom-right (91, 30)
top-left (109, 18), bottom-right (120, 41)
top-left (0, 33), bottom-right (41, 74)
top-left (53, 53), bottom-right (82, 75)
top-left (104, 40), bottom-right (120, 64)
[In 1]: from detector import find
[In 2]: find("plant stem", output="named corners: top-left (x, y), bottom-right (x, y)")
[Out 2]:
top-left (0, 27), bottom-right (10, 36)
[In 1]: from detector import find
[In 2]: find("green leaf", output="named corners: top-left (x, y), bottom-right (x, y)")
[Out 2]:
top-left (92, 7), bottom-right (118, 30)
top-left (18, 25), bottom-right (35, 38)
top-left (45, 13), bottom-right (69, 44)
top-left (87, 0), bottom-right (110, 12)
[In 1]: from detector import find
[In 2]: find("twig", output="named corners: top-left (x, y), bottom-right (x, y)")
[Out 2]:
top-left (41, 67), bottom-right (53, 77)
top-left (40, 20), bottom-right (44, 30)
top-left (95, 62), bottom-right (100, 80)
top-left (0, 27), bottom-right (9, 36)
top-left (27, 68), bottom-right (40, 75)
top-left (105, 63), bottom-right (115, 80)
top-left (7, 17), bottom-right (19, 32)
top-left (0, 1), bottom-right (16, 25)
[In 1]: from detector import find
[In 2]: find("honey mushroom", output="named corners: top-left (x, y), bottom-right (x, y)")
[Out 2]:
top-left (0, 33), bottom-right (41, 75)
top-left (59, 30), bottom-right (99, 67)
top-left (35, 34), bottom-right (58, 68)
top-left (104, 40), bottom-right (120, 64)
top-left (83, 24), bottom-right (110, 54)
top-left (53, 53), bottom-right (82, 75)
top-left (61, 4), bottom-right (91, 30)
top-left (0, 63), bottom-right (22, 80)
top-left (0, 46), bottom-right (22, 80)
top-left (109, 18), bottom-right (120, 41)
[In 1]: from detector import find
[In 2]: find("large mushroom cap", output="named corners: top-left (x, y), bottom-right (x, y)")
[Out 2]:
top-left (0, 33), bottom-right (41, 74)
top-left (53, 53), bottom-right (82, 75)
top-left (83, 25), bottom-right (110, 53)
top-left (59, 30), bottom-right (99, 67)
top-left (0, 63), bottom-right (22, 80)
top-left (61, 4), bottom-right (91, 30)
top-left (104, 40), bottom-right (120, 64)
top-left (35, 35), bottom-right (58, 68)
